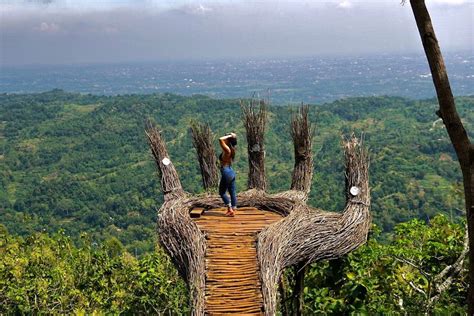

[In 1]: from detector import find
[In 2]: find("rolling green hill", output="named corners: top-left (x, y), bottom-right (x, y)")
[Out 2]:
top-left (0, 90), bottom-right (472, 253)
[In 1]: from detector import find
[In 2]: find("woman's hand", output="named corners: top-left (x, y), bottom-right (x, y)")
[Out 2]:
top-left (222, 133), bottom-right (236, 140)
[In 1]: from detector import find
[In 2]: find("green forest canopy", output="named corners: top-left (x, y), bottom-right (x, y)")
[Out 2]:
top-left (0, 214), bottom-right (466, 314)
top-left (0, 90), bottom-right (473, 253)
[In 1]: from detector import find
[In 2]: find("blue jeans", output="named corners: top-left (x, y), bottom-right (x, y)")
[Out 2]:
top-left (219, 166), bottom-right (237, 208)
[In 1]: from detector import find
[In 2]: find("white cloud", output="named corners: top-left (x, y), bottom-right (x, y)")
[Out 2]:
top-left (197, 4), bottom-right (212, 13)
top-left (177, 3), bottom-right (214, 15)
top-left (430, 0), bottom-right (469, 5)
top-left (34, 21), bottom-right (60, 33)
top-left (337, 1), bottom-right (354, 9)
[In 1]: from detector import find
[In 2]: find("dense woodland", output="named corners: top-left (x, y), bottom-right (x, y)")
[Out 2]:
top-left (0, 215), bottom-right (466, 313)
top-left (0, 90), bottom-right (472, 313)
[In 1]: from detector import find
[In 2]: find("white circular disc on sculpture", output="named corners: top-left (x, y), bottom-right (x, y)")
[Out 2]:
top-left (162, 157), bottom-right (171, 166)
top-left (350, 186), bottom-right (360, 196)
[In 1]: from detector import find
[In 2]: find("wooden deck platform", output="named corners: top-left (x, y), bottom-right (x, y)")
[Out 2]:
top-left (193, 207), bottom-right (283, 315)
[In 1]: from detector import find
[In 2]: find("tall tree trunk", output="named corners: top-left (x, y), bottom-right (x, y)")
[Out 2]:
top-left (292, 263), bottom-right (306, 316)
top-left (279, 276), bottom-right (289, 316)
top-left (409, 1), bottom-right (473, 313)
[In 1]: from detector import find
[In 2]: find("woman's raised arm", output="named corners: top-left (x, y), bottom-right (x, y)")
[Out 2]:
top-left (219, 133), bottom-right (236, 154)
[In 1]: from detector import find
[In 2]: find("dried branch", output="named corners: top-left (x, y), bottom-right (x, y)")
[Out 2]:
top-left (157, 198), bottom-right (206, 315)
top-left (401, 273), bottom-right (427, 296)
top-left (145, 123), bottom-right (206, 315)
top-left (392, 224), bottom-right (468, 314)
top-left (145, 123), bottom-right (185, 201)
top-left (257, 136), bottom-right (371, 315)
top-left (290, 104), bottom-right (314, 198)
top-left (187, 191), bottom-right (295, 217)
top-left (190, 121), bottom-right (219, 191)
top-left (428, 225), bottom-right (469, 309)
top-left (392, 256), bottom-right (431, 279)
top-left (343, 134), bottom-right (370, 205)
top-left (241, 98), bottom-right (267, 191)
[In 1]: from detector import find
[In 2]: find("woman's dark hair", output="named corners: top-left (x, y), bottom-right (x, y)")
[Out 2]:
top-left (229, 137), bottom-right (237, 147)
top-left (229, 136), bottom-right (237, 160)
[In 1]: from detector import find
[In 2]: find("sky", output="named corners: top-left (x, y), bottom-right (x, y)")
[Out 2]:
top-left (0, 0), bottom-right (472, 66)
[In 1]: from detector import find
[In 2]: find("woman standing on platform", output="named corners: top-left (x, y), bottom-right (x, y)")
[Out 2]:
top-left (219, 132), bottom-right (237, 216)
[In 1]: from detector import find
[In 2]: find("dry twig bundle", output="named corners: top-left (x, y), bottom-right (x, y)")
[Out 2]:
top-left (241, 99), bottom-right (267, 191)
top-left (190, 122), bottom-right (219, 191)
top-left (290, 104), bottom-right (314, 198)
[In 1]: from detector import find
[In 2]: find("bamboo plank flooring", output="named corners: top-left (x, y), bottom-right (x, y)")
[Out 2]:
top-left (193, 207), bottom-right (283, 315)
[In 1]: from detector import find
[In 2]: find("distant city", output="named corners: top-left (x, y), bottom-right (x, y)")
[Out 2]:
top-left (1, 52), bottom-right (472, 104)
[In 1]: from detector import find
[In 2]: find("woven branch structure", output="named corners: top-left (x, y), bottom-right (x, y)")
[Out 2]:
top-left (241, 99), bottom-right (267, 191)
top-left (290, 105), bottom-right (314, 199)
top-left (145, 102), bottom-right (371, 315)
top-left (190, 122), bottom-right (219, 191)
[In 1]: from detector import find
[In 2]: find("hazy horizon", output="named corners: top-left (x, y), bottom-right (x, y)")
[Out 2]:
top-left (2, 52), bottom-right (472, 104)
top-left (1, 48), bottom-right (471, 68)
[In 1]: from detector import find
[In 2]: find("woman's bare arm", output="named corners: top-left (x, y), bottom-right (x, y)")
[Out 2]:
top-left (219, 135), bottom-right (232, 154)
top-left (219, 133), bottom-right (236, 154)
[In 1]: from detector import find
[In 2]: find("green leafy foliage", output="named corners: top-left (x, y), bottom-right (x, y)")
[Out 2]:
top-left (1, 215), bottom-right (466, 314)
top-left (0, 225), bottom-right (189, 314)
top-left (300, 215), bottom-right (466, 314)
